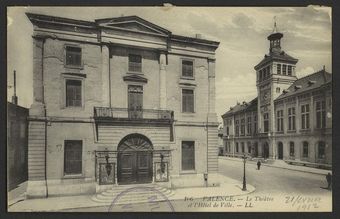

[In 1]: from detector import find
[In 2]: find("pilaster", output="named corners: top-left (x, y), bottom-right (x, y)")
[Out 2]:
top-left (102, 44), bottom-right (110, 107)
top-left (159, 52), bottom-right (167, 109)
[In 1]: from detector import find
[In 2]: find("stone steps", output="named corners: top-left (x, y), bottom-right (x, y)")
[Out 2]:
top-left (92, 184), bottom-right (174, 205)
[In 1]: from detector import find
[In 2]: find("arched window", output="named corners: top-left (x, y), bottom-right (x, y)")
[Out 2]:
top-left (302, 141), bottom-right (309, 158)
top-left (318, 141), bottom-right (326, 159)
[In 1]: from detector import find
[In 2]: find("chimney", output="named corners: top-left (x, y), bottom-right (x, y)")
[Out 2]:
top-left (11, 70), bottom-right (18, 105)
top-left (195, 34), bottom-right (202, 39)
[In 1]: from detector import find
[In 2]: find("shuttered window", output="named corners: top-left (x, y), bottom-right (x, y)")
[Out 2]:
top-left (182, 89), bottom-right (194, 113)
top-left (182, 141), bottom-right (195, 170)
top-left (64, 140), bottom-right (82, 175)
top-left (128, 54), bottom-right (142, 72)
top-left (182, 60), bottom-right (193, 78)
top-left (66, 80), bottom-right (82, 107)
top-left (66, 46), bottom-right (81, 66)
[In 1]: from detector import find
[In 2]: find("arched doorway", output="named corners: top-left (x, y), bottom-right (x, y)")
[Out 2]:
top-left (277, 142), bottom-right (283, 159)
top-left (263, 142), bottom-right (269, 159)
top-left (117, 134), bottom-right (153, 184)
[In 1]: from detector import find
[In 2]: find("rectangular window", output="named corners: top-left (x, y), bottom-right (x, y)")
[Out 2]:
top-left (128, 54), bottom-right (142, 72)
top-left (64, 140), bottom-right (82, 175)
top-left (263, 113), bottom-right (269, 133)
top-left (66, 46), bottom-right (82, 66)
top-left (288, 107), bottom-right (296, 131)
top-left (301, 104), bottom-right (310, 129)
top-left (235, 120), bottom-right (239, 136)
top-left (247, 117), bottom-right (252, 135)
top-left (288, 65), bottom-right (292, 76)
top-left (236, 143), bottom-right (239, 152)
top-left (276, 110), bottom-right (284, 132)
top-left (259, 70), bottom-right (263, 81)
top-left (66, 80), bottom-right (82, 107)
top-left (182, 141), bottom-right (195, 170)
top-left (289, 142), bottom-right (295, 156)
top-left (282, 64), bottom-right (287, 75)
top-left (182, 89), bottom-right (194, 113)
top-left (241, 142), bottom-right (245, 153)
top-left (241, 119), bottom-right (245, 135)
top-left (226, 127), bottom-right (229, 136)
top-left (247, 142), bottom-right (251, 153)
top-left (182, 60), bottom-right (194, 78)
top-left (316, 100), bottom-right (326, 129)
top-left (277, 64), bottom-right (281, 74)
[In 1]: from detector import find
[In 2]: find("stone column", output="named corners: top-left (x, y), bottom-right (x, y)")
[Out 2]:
top-left (102, 44), bottom-right (110, 107)
top-left (159, 52), bottom-right (167, 109)
top-left (30, 37), bottom-right (45, 116)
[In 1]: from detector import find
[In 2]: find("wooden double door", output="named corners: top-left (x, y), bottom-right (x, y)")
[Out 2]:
top-left (117, 134), bottom-right (153, 185)
top-left (118, 151), bottom-right (152, 184)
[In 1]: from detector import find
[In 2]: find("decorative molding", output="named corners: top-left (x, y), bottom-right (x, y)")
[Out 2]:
top-left (123, 74), bottom-right (148, 84)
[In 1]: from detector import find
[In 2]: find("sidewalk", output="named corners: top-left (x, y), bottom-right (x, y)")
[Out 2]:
top-left (8, 174), bottom-right (255, 212)
top-left (219, 156), bottom-right (331, 175)
top-left (8, 181), bottom-right (27, 207)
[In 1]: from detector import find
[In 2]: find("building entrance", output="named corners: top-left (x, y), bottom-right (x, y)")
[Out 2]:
top-left (117, 134), bottom-right (153, 184)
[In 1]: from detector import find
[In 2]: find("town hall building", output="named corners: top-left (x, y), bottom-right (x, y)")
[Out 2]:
top-left (222, 24), bottom-right (332, 167)
top-left (25, 13), bottom-right (220, 198)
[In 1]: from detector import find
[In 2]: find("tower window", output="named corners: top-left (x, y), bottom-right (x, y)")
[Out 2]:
top-left (282, 64), bottom-right (287, 75)
top-left (277, 64), bottom-right (281, 74)
top-left (288, 66), bottom-right (292, 76)
top-left (263, 113), bottom-right (269, 133)
top-left (276, 87), bottom-right (280, 93)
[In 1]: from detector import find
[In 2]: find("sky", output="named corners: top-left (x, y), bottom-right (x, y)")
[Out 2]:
top-left (7, 6), bottom-right (332, 123)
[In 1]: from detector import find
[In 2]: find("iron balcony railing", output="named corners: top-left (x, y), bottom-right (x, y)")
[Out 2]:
top-left (94, 107), bottom-right (174, 120)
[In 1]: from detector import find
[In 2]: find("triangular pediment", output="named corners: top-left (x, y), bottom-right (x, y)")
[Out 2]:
top-left (95, 16), bottom-right (170, 36)
top-left (123, 74), bottom-right (148, 83)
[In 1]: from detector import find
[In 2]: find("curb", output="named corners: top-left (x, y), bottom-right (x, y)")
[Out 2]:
top-left (219, 156), bottom-right (328, 176)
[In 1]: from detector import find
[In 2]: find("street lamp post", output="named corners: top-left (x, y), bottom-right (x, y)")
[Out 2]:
top-left (242, 153), bottom-right (247, 191)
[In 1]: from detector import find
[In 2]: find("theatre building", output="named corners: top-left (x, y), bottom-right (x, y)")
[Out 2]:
top-left (222, 25), bottom-right (332, 167)
top-left (26, 13), bottom-right (220, 198)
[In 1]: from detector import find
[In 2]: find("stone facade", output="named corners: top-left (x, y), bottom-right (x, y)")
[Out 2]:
top-left (26, 13), bottom-right (220, 197)
top-left (222, 28), bottom-right (332, 167)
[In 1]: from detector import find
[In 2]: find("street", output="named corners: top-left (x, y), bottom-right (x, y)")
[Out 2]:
top-left (218, 158), bottom-right (331, 196)
top-left (61, 158), bottom-right (332, 212)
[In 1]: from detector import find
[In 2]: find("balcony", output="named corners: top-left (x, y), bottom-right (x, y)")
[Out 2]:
top-left (93, 107), bottom-right (174, 125)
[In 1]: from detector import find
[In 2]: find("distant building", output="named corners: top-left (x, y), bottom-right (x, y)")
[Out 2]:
top-left (222, 25), bottom-right (332, 166)
top-left (7, 102), bottom-right (28, 190)
top-left (25, 13), bottom-right (220, 198)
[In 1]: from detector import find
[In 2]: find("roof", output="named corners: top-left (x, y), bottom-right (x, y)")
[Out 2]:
top-left (26, 13), bottom-right (219, 48)
top-left (222, 97), bottom-right (258, 118)
top-left (255, 51), bottom-right (298, 70)
top-left (276, 69), bottom-right (332, 101)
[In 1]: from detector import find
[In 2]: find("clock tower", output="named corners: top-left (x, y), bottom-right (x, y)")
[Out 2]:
top-left (255, 19), bottom-right (298, 157)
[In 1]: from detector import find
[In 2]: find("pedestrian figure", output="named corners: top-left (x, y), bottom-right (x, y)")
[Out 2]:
top-left (326, 173), bottom-right (332, 190)
top-left (257, 160), bottom-right (261, 170)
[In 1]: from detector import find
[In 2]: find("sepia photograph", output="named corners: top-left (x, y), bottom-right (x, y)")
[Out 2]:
top-left (7, 5), bottom-right (332, 212)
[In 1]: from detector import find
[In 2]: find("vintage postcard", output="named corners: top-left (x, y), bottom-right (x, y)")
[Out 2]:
top-left (7, 6), bottom-right (332, 212)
